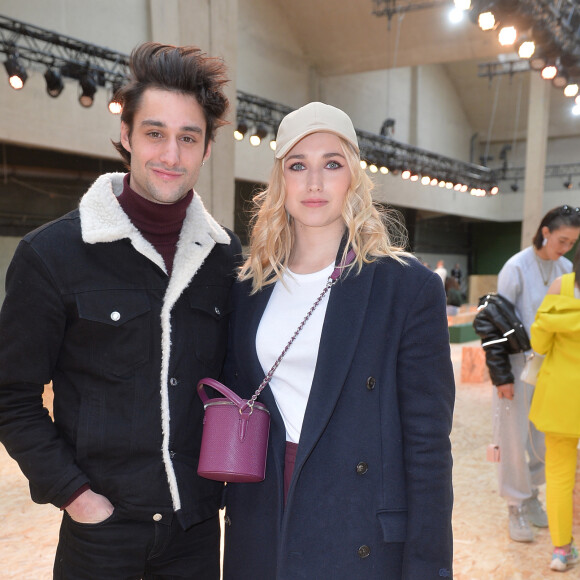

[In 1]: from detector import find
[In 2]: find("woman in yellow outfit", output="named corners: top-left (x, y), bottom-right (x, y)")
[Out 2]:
top-left (530, 241), bottom-right (580, 572)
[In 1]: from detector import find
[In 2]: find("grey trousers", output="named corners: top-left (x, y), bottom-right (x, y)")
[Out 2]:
top-left (492, 354), bottom-right (546, 506)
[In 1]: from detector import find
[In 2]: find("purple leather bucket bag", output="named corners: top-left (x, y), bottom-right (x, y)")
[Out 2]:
top-left (197, 377), bottom-right (270, 482)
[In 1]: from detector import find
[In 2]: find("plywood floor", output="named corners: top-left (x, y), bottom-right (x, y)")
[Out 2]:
top-left (1, 341), bottom-right (579, 579)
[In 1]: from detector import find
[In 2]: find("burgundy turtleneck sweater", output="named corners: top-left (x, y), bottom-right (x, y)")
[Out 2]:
top-left (117, 174), bottom-right (193, 276)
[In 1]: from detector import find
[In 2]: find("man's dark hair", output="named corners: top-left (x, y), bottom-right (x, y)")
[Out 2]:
top-left (532, 205), bottom-right (580, 249)
top-left (112, 42), bottom-right (230, 166)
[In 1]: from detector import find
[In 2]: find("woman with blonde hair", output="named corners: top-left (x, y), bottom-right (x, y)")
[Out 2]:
top-left (222, 102), bottom-right (455, 579)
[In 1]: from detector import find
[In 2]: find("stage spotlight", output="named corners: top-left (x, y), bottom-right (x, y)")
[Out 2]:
top-left (249, 124), bottom-right (269, 146)
top-left (421, 176), bottom-right (431, 185)
top-left (269, 138), bottom-right (277, 151)
top-left (430, 178), bottom-right (438, 186)
top-left (44, 67), bottom-right (64, 97)
top-left (369, 164), bottom-right (378, 173)
top-left (498, 26), bottom-right (517, 46)
top-left (108, 80), bottom-right (124, 115)
top-left (234, 120), bottom-right (249, 141)
top-left (401, 170), bottom-right (411, 180)
top-left (541, 64), bottom-right (557, 80)
top-left (563, 83), bottom-right (579, 97)
top-left (360, 160), bottom-right (368, 170)
top-left (490, 185), bottom-right (499, 195)
top-left (517, 40), bottom-right (535, 59)
top-left (379, 166), bottom-right (389, 175)
top-left (449, 7), bottom-right (465, 23)
top-left (4, 54), bottom-right (28, 90)
top-left (552, 68), bottom-right (569, 89)
top-left (478, 11), bottom-right (496, 31)
top-left (78, 71), bottom-right (97, 108)
top-left (529, 54), bottom-right (547, 71)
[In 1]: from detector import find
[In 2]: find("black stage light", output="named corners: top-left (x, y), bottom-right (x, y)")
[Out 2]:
top-left (234, 120), bottom-right (249, 141)
top-left (249, 124), bottom-right (269, 146)
top-left (44, 67), bottom-right (64, 97)
top-left (4, 55), bottom-right (28, 90)
top-left (79, 71), bottom-right (97, 108)
top-left (108, 79), bottom-right (124, 114)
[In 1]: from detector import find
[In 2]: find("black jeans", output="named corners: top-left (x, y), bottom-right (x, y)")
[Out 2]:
top-left (53, 511), bottom-right (220, 580)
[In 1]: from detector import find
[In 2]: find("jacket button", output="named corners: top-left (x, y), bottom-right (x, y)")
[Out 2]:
top-left (110, 311), bottom-right (121, 322)
top-left (366, 376), bottom-right (376, 390)
top-left (214, 306), bottom-right (221, 316)
top-left (169, 377), bottom-right (178, 386)
top-left (169, 450), bottom-right (176, 458)
top-left (152, 513), bottom-right (162, 522)
top-left (224, 515), bottom-right (231, 526)
top-left (356, 462), bottom-right (368, 475)
top-left (357, 545), bottom-right (371, 558)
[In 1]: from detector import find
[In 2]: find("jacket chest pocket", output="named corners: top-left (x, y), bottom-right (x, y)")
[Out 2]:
top-left (75, 290), bottom-right (151, 377)
top-left (189, 285), bottom-right (231, 371)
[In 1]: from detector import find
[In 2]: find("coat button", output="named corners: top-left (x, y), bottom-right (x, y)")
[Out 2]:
top-left (224, 515), bottom-right (231, 526)
top-left (357, 545), bottom-right (371, 558)
top-left (169, 377), bottom-right (178, 386)
top-left (152, 513), bottom-right (162, 521)
top-left (356, 462), bottom-right (368, 475)
top-left (366, 376), bottom-right (376, 390)
top-left (214, 306), bottom-right (221, 316)
top-left (110, 311), bottom-right (121, 322)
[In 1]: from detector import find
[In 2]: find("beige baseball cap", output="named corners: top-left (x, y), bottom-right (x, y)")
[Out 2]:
top-left (274, 101), bottom-right (359, 159)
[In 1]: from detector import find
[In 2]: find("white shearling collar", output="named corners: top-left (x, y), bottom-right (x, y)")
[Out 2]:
top-left (78, 172), bottom-right (230, 273)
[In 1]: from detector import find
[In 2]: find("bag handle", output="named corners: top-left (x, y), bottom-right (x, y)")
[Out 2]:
top-left (197, 248), bottom-right (356, 413)
top-left (197, 377), bottom-right (247, 408)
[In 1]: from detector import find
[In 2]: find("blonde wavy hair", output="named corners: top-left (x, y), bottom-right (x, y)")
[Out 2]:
top-left (239, 137), bottom-right (412, 293)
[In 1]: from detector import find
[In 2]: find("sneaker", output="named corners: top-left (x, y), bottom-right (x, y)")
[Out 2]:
top-left (508, 505), bottom-right (534, 542)
top-left (550, 543), bottom-right (579, 572)
top-left (524, 489), bottom-right (548, 528)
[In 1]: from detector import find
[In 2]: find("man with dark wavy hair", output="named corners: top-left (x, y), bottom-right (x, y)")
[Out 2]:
top-left (0, 42), bottom-right (241, 578)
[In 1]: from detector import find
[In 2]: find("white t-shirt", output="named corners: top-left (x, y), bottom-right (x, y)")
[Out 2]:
top-left (256, 263), bottom-right (334, 443)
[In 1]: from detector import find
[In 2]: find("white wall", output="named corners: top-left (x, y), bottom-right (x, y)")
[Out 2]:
top-left (237, 0), bottom-right (312, 107)
top-left (319, 68), bottom-right (413, 144)
top-left (416, 64), bottom-right (473, 161)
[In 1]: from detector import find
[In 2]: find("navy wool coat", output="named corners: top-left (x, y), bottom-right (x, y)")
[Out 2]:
top-left (222, 256), bottom-right (455, 579)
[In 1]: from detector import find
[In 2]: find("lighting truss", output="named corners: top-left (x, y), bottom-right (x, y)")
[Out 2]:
top-left (236, 91), bottom-right (293, 135)
top-left (499, 161), bottom-right (580, 182)
top-left (468, 0), bottom-right (580, 78)
top-left (0, 15), bottom-right (129, 92)
top-left (372, 0), bottom-right (451, 20)
top-left (478, 59), bottom-right (531, 80)
top-left (237, 91), bottom-right (498, 193)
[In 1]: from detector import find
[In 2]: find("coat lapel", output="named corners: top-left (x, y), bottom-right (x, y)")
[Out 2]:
top-left (293, 262), bottom-right (376, 471)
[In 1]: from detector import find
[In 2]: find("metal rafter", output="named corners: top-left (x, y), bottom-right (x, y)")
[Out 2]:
top-left (0, 15), bottom-right (129, 86)
top-left (238, 91), bottom-right (498, 192)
